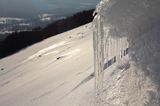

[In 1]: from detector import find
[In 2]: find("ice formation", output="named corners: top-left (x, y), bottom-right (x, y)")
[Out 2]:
top-left (93, 0), bottom-right (160, 105)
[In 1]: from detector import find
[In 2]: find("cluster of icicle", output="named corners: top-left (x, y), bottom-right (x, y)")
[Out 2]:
top-left (93, 0), bottom-right (160, 105)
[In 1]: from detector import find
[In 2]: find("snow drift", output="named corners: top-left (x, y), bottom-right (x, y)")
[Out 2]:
top-left (93, 0), bottom-right (160, 105)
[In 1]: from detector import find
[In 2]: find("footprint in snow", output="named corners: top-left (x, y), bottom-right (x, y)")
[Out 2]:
top-left (56, 56), bottom-right (65, 60)
top-left (38, 55), bottom-right (42, 57)
top-left (68, 36), bottom-right (72, 38)
top-left (1, 68), bottom-right (4, 71)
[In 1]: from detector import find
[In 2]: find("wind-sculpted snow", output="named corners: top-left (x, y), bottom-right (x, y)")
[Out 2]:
top-left (0, 23), bottom-right (95, 106)
top-left (94, 0), bottom-right (160, 105)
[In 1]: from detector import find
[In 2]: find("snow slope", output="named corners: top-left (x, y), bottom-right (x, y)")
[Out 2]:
top-left (0, 23), bottom-right (95, 106)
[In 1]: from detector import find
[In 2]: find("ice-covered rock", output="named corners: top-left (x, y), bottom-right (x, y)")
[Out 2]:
top-left (93, 0), bottom-right (160, 105)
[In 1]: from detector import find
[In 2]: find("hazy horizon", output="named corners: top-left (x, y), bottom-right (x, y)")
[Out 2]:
top-left (0, 0), bottom-right (100, 37)
top-left (0, 0), bottom-right (100, 18)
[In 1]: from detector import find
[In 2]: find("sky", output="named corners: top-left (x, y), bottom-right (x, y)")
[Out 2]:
top-left (0, 0), bottom-right (100, 18)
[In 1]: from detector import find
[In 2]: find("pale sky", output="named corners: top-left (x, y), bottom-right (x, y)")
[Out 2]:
top-left (0, 0), bottom-right (99, 18)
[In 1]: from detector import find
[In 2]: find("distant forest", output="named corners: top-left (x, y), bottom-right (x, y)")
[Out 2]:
top-left (0, 9), bottom-right (94, 59)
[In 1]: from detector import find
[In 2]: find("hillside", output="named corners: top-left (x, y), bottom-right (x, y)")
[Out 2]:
top-left (0, 23), bottom-right (96, 106)
top-left (0, 9), bottom-right (94, 59)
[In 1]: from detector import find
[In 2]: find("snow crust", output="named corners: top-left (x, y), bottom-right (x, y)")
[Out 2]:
top-left (93, 0), bottom-right (160, 105)
top-left (0, 23), bottom-right (95, 106)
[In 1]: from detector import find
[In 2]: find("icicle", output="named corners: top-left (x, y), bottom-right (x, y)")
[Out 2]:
top-left (93, 14), bottom-right (105, 105)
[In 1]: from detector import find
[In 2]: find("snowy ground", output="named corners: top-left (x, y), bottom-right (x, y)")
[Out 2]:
top-left (0, 23), bottom-right (95, 106)
top-left (1, 18), bottom-right (159, 106)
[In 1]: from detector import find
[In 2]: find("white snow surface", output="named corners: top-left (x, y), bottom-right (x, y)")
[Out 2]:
top-left (1, 0), bottom-right (160, 105)
top-left (93, 0), bottom-right (160, 105)
top-left (0, 23), bottom-right (95, 106)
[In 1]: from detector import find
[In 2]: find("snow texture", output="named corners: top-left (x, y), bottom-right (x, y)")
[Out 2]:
top-left (93, 0), bottom-right (160, 106)
top-left (0, 23), bottom-right (96, 106)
